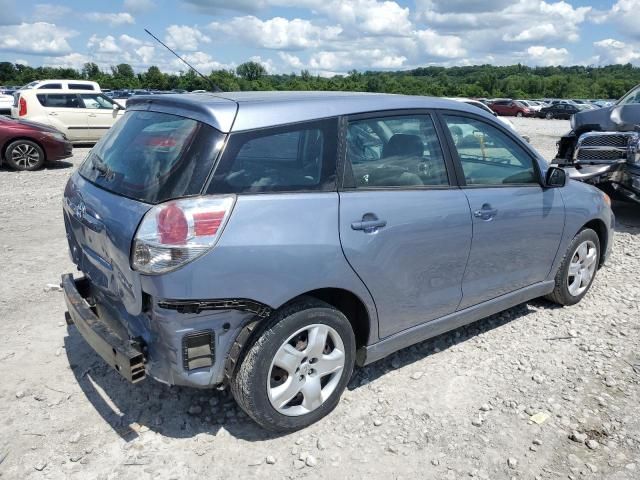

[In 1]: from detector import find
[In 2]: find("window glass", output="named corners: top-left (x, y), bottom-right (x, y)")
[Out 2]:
top-left (79, 111), bottom-right (223, 204)
top-left (444, 115), bottom-right (538, 186)
top-left (80, 93), bottom-right (115, 109)
top-left (38, 83), bottom-right (62, 89)
top-left (36, 94), bottom-right (81, 108)
top-left (208, 119), bottom-right (337, 194)
top-left (346, 114), bottom-right (448, 188)
top-left (69, 83), bottom-right (95, 90)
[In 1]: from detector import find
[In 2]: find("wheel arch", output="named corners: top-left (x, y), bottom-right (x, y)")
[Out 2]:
top-left (1, 136), bottom-right (48, 164)
top-left (282, 288), bottom-right (373, 350)
top-left (581, 218), bottom-right (608, 267)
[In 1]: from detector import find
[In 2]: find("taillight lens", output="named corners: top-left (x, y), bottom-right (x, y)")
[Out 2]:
top-left (18, 96), bottom-right (26, 116)
top-left (132, 195), bottom-right (235, 274)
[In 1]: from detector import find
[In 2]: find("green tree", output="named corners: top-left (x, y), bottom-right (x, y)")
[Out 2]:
top-left (236, 61), bottom-right (266, 81)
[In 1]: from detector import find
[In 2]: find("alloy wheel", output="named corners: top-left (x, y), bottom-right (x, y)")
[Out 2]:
top-left (567, 240), bottom-right (598, 297)
top-left (267, 324), bottom-right (345, 416)
top-left (11, 143), bottom-right (41, 169)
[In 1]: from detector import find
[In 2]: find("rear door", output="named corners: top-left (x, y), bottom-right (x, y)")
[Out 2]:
top-left (338, 111), bottom-right (472, 338)
top-left (37, 93), bottom-right (89, 140)
top-left (79, 93), bottom-right (123, 141)
top-left (440, 112), bottom-right (565, 309)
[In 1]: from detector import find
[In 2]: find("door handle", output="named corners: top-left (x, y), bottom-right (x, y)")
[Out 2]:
top-left (49, 112), bottom-right (58, 116)
top-left (88, 113), bottom-right (97, 117)
top-left (351, 213), bottom-right (386, 233)
top-left (473, 204), bottom-right (498, 221)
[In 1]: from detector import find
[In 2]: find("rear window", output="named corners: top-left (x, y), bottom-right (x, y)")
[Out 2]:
top-left (37, 94), bottom-right (81, 108)
top-left (208, 119), bottom-right (338, 194)
top-left (78, 111), bottom-right (224, 204)
top-left (38, 83), bottom-right (62, 89)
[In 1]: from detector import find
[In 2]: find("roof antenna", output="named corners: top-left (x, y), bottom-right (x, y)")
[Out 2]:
top-left (144, 28), bottom-right (221, 92)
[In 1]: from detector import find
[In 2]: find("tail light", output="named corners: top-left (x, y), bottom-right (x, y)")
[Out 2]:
top-left (132, 195), bottom-right (236, 274)
top-left (18, 96), bottom-right (27, 116)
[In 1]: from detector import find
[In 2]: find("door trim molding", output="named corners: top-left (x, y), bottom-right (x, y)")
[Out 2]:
top-left (356, 280), bottom-right (554, 366)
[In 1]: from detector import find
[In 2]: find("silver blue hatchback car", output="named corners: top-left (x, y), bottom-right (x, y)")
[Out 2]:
top-left (62, 91), bottom-right (614, 431)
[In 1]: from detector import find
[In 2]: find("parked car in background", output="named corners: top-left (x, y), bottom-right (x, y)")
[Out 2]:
top-left (538, 103), bottom-right (581, 119)
top-left (19, 79), bottom-right (100, 92)
top-left (11, 88), bottom-right (125, 143)
top-left (0, 115), bottom-right (72, 170)
top-left (446, 97), bottom-right (516, 130)
top-left (489, 99), bottom-right (533, 117)
top-left (518, 100), bottom-right (542, 113)
top-left (0, 92), bottom-right (13, 115)
top-left (62, 91), bottom-right (613, 432)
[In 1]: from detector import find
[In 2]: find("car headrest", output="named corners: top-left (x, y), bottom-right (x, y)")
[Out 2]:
top-left (382, 134), bottom-right (423, 158)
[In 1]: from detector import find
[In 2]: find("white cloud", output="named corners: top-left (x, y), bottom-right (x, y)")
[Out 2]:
top-left (593, 1), bottom-right (640, 40)
top-left (311, 0), bottom-right (412, 36)
top-left (248, 55), bottom-right (276, 74)
top-left (0, 22), bottom-right (75, 55)
top-left (592, 38), bottom-right (640, 65)
top-left (44, 53), bottom-right (91, 69)
top-left (136, 45), bottom-right (156, 64)
top-left (279, 52), bottom-right (305, 70)
top-left (88, 35), bottom-right (120, 53)
top-left (209, 16), bottom-right (341, 50)
top-left (526, 45), bottom-right (569, 66)
top-left (120, 34), bottom-right (143, 47)
top-left (414, 29), bottom-right (466, 58)
top-left (164, 25), bottom-right (211, 51)
top-left (85, 12), bottom-right (135, 26)
top-left (180, 0), bottom-right (270, 13)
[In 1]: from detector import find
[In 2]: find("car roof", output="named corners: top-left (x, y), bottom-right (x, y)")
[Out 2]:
top-left (126, 91), bottom-right (493, 133)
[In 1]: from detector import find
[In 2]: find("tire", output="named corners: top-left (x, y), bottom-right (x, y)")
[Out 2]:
top-left (545, 112), bottom-right (554, 120)
top-left (516, 111), bottom-right (524, 118)
top-left (4, 140), bottom-right (45, 171)
top-left (231, 297), bottom-right (356, 432)
top-left (546, 228), bottom-right (600, 306)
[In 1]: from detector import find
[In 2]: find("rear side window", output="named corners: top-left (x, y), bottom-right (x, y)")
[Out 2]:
top-left (36, 94), bottom-right (81, 108)
top-left (208, 119), bottom-right (338, 194)
top-left (69, 83), bottom-right (95, 90)
top-left (78, 111), bottom-right (224, 204)
top-left (38, 83), bottom-right (62, 89)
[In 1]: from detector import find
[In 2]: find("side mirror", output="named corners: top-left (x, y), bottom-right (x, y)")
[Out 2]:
top-left (545, 166), bottom-right (566, 188)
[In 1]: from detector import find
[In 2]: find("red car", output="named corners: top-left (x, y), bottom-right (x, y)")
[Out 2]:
top-left (0, 116), bottom-right (72, 171)
top-left (489, 99), bottom-right (533, 117)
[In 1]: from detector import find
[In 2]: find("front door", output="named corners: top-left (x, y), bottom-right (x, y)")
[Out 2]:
top-left (441, 113), bottom-right (565, 309)
top-left (338, 112), bottom-right (472, 338)
top-left (79, 93), bottom-right (122, 141)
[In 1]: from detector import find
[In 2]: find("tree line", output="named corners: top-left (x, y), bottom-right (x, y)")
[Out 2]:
top-left (1, 61), bottom-right (639, 100)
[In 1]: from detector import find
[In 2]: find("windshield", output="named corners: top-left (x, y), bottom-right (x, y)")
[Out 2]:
top-left (78, 111), bottom-right (224, 204)
top-left (617, 85), bottom-right (640, 105)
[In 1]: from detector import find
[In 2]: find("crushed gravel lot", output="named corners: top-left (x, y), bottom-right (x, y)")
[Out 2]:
top-left (0, 117), bottom-right (638, 480)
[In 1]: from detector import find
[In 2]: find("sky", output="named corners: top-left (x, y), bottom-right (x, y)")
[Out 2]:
top-left (0, 0), bottom-right (638, 76)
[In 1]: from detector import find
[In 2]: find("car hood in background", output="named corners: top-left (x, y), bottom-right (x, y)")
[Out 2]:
top-left (573, 103), bottom-right (640, 133)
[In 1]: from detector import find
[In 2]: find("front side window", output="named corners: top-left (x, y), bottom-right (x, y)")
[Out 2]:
top-left (444, 115), bottom-right (538, 186)
top-left (36, 94), bottom-right (81, 108)
top-left (346, 114), bottom-right (448, 188)
top-left (80, 93), bottom-right (115, 109)
top-left (208, 119), bottom-right (337, 194)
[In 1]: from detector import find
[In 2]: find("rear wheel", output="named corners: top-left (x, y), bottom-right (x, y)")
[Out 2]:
top-left (4, 140), bottom-right (45, 171)
top-left (546, 228), bottom-right (600, 306)
top-left (516, 111), bottom-right (524, 118)
top-left (545, 112), bottom-right (554, 120)
top-left (231, 298), bottom-right (356, 432)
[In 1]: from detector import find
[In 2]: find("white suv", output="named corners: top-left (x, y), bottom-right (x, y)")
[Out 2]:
top-left (20, 79), bottom-right (100, 92)
top-left (12, 89), bottom-right (124, 143)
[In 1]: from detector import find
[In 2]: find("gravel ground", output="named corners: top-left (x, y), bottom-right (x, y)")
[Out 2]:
top-left (0, 117), bottom-right (638, 480)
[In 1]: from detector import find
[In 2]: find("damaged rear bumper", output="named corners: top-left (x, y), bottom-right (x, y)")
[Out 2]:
top-left (62, 273), bottom-right (146, 383)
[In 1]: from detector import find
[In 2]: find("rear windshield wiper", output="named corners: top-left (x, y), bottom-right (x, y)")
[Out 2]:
top-left (91, 155), bottom-right (115, 180)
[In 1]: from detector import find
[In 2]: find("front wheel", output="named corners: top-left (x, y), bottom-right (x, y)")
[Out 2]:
top-left (231, 298), bottom-right (356, 432)
top-left (516, 111), bottom-right (524, 118)
top-left (545, 112), bottom-right (554, 120)
top-left (546, 228), bottom-right (600, 306)
top-left (4, 140), bottom-right (45, 171)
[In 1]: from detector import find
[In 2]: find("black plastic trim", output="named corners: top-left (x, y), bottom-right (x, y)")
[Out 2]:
top-left (157, 298), bottom-right (272, 317)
